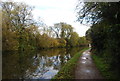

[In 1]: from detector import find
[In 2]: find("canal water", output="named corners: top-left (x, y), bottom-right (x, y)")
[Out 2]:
top-left (3, 47), bottom-right (84, 79)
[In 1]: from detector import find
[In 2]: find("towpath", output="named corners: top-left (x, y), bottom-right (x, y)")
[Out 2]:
top-left (75, 49), bottom-right (103, 79)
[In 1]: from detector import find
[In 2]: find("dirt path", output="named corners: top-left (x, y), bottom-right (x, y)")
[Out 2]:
top-left (75, 49), bottom-right (103, 79)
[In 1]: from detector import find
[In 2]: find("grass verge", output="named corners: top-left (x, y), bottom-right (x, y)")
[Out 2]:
top-left (92, 54), bottom-right (116, 79)
top-left (51, 47), bottom-right (89, 79)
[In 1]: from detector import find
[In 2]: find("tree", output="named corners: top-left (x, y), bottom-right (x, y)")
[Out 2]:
top-left (69, 32), bottom-right (79, 47)
top-left (51, 23), bottom-right (61, 38)
top-left (76, 2), bottom-right (120, 78)
top-left (78, 36), bottom-right (88, 46)
top-left (76, 2), bottom-right (120, 25)
top-left (57, 38), bottom-right (66, 47)
top-left (51, 22), bottom-right (73, 39)
top-left (1, 2), bottom-right (34, 30)
top-left (60, 22), bottom-right (73, 39)
top-left (1, 2), bottom-right (35, 51)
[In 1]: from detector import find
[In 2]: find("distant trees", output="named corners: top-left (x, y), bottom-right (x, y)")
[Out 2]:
top-left (68, 32), bottom-right (79, 47)
top-left (57, 38), bottom-right (67, 47)
top-left (52, 22), bottom-right (88, 47)
top-left (78, 36), bottom-right (88, 46)
top-left (1, 2), bottom-right (88, 51)
top-left (60, 22), bottom-right (73, 39)
top-left (50, 22), bottom-right (73, 38)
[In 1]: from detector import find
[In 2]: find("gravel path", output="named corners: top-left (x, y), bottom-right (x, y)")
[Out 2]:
top-left (75, 49), bottom-right (103, 79)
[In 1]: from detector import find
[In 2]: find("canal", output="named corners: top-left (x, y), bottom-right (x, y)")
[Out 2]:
top-left (3, 47), bottom-right (84, 79)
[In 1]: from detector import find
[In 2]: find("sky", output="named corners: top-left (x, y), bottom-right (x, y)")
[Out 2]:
top-left (4, 0), bottom-right (90, 36)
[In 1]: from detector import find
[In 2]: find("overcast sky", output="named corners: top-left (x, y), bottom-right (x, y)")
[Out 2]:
top-left (4, 0), bottom-right (90, 36)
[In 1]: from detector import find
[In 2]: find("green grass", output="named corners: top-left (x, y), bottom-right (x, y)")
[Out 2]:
top-left (51, 47), bottom-right (89, 80)
top-left (92, 54), bottom-right (116, 79)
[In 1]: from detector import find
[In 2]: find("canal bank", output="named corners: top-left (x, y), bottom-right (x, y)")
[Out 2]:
top-left (52, 47), bottom-right (89, 79)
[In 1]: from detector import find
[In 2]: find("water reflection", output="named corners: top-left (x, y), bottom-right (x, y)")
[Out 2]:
top-left (3, 47), bottom-right (83, 79)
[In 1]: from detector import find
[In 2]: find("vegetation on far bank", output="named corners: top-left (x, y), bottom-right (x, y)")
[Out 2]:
top-left (51, 47), bottom-right (89, 79)
top-left (1, 2), bottom-right (88, 51)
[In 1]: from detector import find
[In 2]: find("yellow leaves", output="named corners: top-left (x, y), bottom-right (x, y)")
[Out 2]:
top-left (2, 30), bottom-right (19, 50)
top-left (57, 38), bottom-right (67, 47)
top-left (37, 33), bottom-right (61, 48)
top-left (69, 32), bottom-right (79, 46)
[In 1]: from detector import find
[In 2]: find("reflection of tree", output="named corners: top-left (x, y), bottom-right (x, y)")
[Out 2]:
top-left (67, 47), bottom-right (84, 57)
top-left (59, 55), bottom-right (65, 67)
top-left (3, 51), bottom-right (20, 79)
top-left (35, 47), bottom-right (81, 78)
top-left (37, 48), bottom-right (60, 57)
top-left (2, 50), bottom-right (38, 79)
top-left (3, 47), bottom-right (83, 79)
